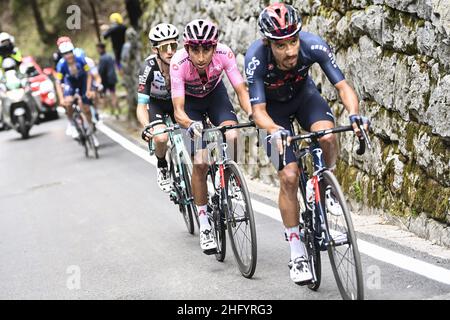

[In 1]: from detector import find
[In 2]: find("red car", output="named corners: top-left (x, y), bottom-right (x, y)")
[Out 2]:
top-left (19, 56), bottom-right (59, 120)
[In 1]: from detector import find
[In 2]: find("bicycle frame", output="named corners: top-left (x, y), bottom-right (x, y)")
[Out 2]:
top-left (149, 115), bottom-right (193, 208)
top-left (296, 139), bottom-right (332, 250)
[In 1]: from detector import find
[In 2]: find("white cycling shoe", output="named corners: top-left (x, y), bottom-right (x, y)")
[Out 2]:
top-left (157, 167), bottom-right (172, 193)
top-left (200, 227), bottom-right (217, 254)
top-left (66, 123), bottom-right (79, 139)
top-left (289, 256), bottom-right (313, 285)
top-left (325, 186), bottom-right (343, 216)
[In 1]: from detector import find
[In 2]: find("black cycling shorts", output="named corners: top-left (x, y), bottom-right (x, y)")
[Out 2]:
top-left (262, 78), bottom-right (335, 170)
top-left (147, 98), bottom-right (175, 127)
top-left (183, 81), bottom-right (238, 154)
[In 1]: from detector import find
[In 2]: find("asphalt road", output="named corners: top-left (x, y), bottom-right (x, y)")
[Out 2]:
top-left (1, 119), bottom-right (449, 300)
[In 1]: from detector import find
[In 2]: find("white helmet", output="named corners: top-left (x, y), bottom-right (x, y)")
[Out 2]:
top-left (148, 23), bottom-right (179, 45)
top-left (58, 41), bottom-right (75, 54)
top-left (0, 32), bottom-right (12, 44)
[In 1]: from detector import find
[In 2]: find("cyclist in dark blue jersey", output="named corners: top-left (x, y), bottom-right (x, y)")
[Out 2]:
top-left (245, 3), bottom-right (369, 285)
top-left (54, 37), bottom-right (96, 142)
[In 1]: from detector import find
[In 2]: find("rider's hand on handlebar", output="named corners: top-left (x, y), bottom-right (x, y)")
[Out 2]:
top-left (187, 121), bottom-right (203, 139)
top-left (141, 124), bottom-right (154, 142)
top-left (268, 128), bottom-right (290, 155)
top-left (349, 114), bottom-right (370, 138)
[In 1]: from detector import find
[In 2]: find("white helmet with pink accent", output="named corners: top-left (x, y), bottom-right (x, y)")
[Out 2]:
top-left (183, 19), bottom-right (219, 46)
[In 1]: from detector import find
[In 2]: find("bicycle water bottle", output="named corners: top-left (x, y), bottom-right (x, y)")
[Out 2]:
top-left (306, 179), bottom-right (315, 210)
top-left (214, 169), bottom-right (221, 190)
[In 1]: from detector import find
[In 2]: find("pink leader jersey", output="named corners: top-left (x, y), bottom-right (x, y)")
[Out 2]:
top-left (170, 43), bottom-right (244, 98)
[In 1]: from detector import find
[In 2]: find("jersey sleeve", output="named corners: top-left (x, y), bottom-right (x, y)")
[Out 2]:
top-left (245, 41), bottom-right (267, 105)
top-left (137, 61), bottom-right (154, 105)
top-left (55, 59), bottom-right (65, 81)
top-left (79, 56), bottom-right (90, 73)
top-left (169, 53), bottom-right (186, 99)
top-left (309, 38), bottom-right (345, 85)
top-left (221, 46), bottom-right (244, 88)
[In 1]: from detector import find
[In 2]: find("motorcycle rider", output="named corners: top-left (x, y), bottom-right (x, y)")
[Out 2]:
top-left (0, 32), bottom-right (22, 68)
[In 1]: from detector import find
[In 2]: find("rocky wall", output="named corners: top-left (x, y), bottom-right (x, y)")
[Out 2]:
top-left (141, 0), bottom-right (450, 245)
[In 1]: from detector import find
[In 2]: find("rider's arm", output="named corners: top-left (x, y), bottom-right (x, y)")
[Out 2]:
top-left (136, 104), bottom-right (150, 128)
top-left (136, 62), bottom-right (154, 127)
top-left (234, 82), bottom-right (252, 116)
top-left (312, 36), bottom-right (359, 116)
top-left (335, 80), bottom-right (359, 116)
top-left (55, 79), bottom-right (64, 104)
top-left (55, 61), bottom-right (65, 103)
top-left (244, 42), bottom-right (281, 133)
top-left (170, 57), bottom-right (193, 129)
top-left (86, 72), bottom-right (93, 95)
top-left (173, 96), bottom-right (192, 129)
top-left (252, 102), bottom-right (283, 134)
top-left (222, 46), bottom-right (252, 116)
top-left (313, 37), bottom-right (365, 134)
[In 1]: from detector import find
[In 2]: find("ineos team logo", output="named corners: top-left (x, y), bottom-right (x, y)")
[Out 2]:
top-left (246, 57), bottom-right (260, 78)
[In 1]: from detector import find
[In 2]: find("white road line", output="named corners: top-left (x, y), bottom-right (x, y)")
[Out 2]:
top-left (97, 122), bottom-right (450, 286)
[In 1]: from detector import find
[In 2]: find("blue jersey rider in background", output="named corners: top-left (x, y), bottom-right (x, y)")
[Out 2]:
top-left (54, 37), bottom-right (98, 147)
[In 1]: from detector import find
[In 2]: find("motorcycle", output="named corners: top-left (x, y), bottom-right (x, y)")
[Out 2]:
top-left (0, 69), bottom-right (39, 139)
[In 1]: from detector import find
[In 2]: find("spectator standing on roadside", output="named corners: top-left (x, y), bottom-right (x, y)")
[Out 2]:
top-left (97, 43), bottom-right (120, 119)
top-left (103, 13), bottom-right (127, 70)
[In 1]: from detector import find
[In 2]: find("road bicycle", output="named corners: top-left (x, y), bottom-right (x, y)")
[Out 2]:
top-left (200, 121), bottom-right (258, 278)
top-left (72, 93), bottom-right (99, 159)
top-left (279, 119), bottom-right (371, 300)
top-left (149, 115), bottom-right (198, 234)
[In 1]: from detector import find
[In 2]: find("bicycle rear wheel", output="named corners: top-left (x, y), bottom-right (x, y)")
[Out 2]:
top-left (181, 157), bottom-right (199, 231)
top-left (225, 161), bottom-right (257, 278)
top-left (321, 170), bottom-right (364, 300)
top-left (73, 115), bottom-right (88, 157)
top-left (300, 213), bottom-right (322, 291)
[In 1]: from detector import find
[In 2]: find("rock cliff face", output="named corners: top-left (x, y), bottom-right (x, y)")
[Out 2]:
top-left (141, 0), bottom-right (450, 245)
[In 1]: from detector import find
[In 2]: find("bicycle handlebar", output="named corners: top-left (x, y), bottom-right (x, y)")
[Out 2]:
top-left (278, 124), bottom-right (372, 171)
top-left (202, 121), bottom-right (256, 135)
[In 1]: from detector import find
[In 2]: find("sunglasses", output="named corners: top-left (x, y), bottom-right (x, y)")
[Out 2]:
top-left (154, 42), bottom-right (178, 53)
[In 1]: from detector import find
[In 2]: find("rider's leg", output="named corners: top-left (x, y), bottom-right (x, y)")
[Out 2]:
top-left (81, 102), bottom-right (93, 125)
top-left (294, 79), bottom-right (337, 169)
top-left (109, 86), bottom-right (119, 117)
top-left (64, 96), bottom-right (74, 120)
top-left (152, 124), bottom-right (169, 160)
top-left (192, 149), bottom-right (209, 209)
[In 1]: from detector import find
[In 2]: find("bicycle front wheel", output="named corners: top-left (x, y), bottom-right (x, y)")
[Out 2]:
top-left (170, 151), bottom-right (194, 235)
top-left (321, 170), bottom-right (364, 300)
top-left (225, 161), bottom-right (257, 278)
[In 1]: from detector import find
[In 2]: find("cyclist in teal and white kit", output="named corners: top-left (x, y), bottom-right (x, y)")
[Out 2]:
top-left (137, 23), bottom-right (180, 192)
top-left (170, 19), bottom-right (252, 254)
top-left (245, 3), bottom-right (369, 285)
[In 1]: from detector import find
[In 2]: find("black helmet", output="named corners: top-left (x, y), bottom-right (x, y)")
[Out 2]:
top-left (258, 3), bottom-right (302, 40)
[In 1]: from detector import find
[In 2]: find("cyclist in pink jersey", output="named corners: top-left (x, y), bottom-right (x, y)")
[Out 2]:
top-left (170, 19), bottom-right (252, 255)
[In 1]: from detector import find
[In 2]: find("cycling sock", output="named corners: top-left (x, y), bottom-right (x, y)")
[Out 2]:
top-left (197, 205), bottom-right (210, 231)
top-left (156, 156), bottom-right (168, 168)
top-left (286, 225), bottom-right (306, 260)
